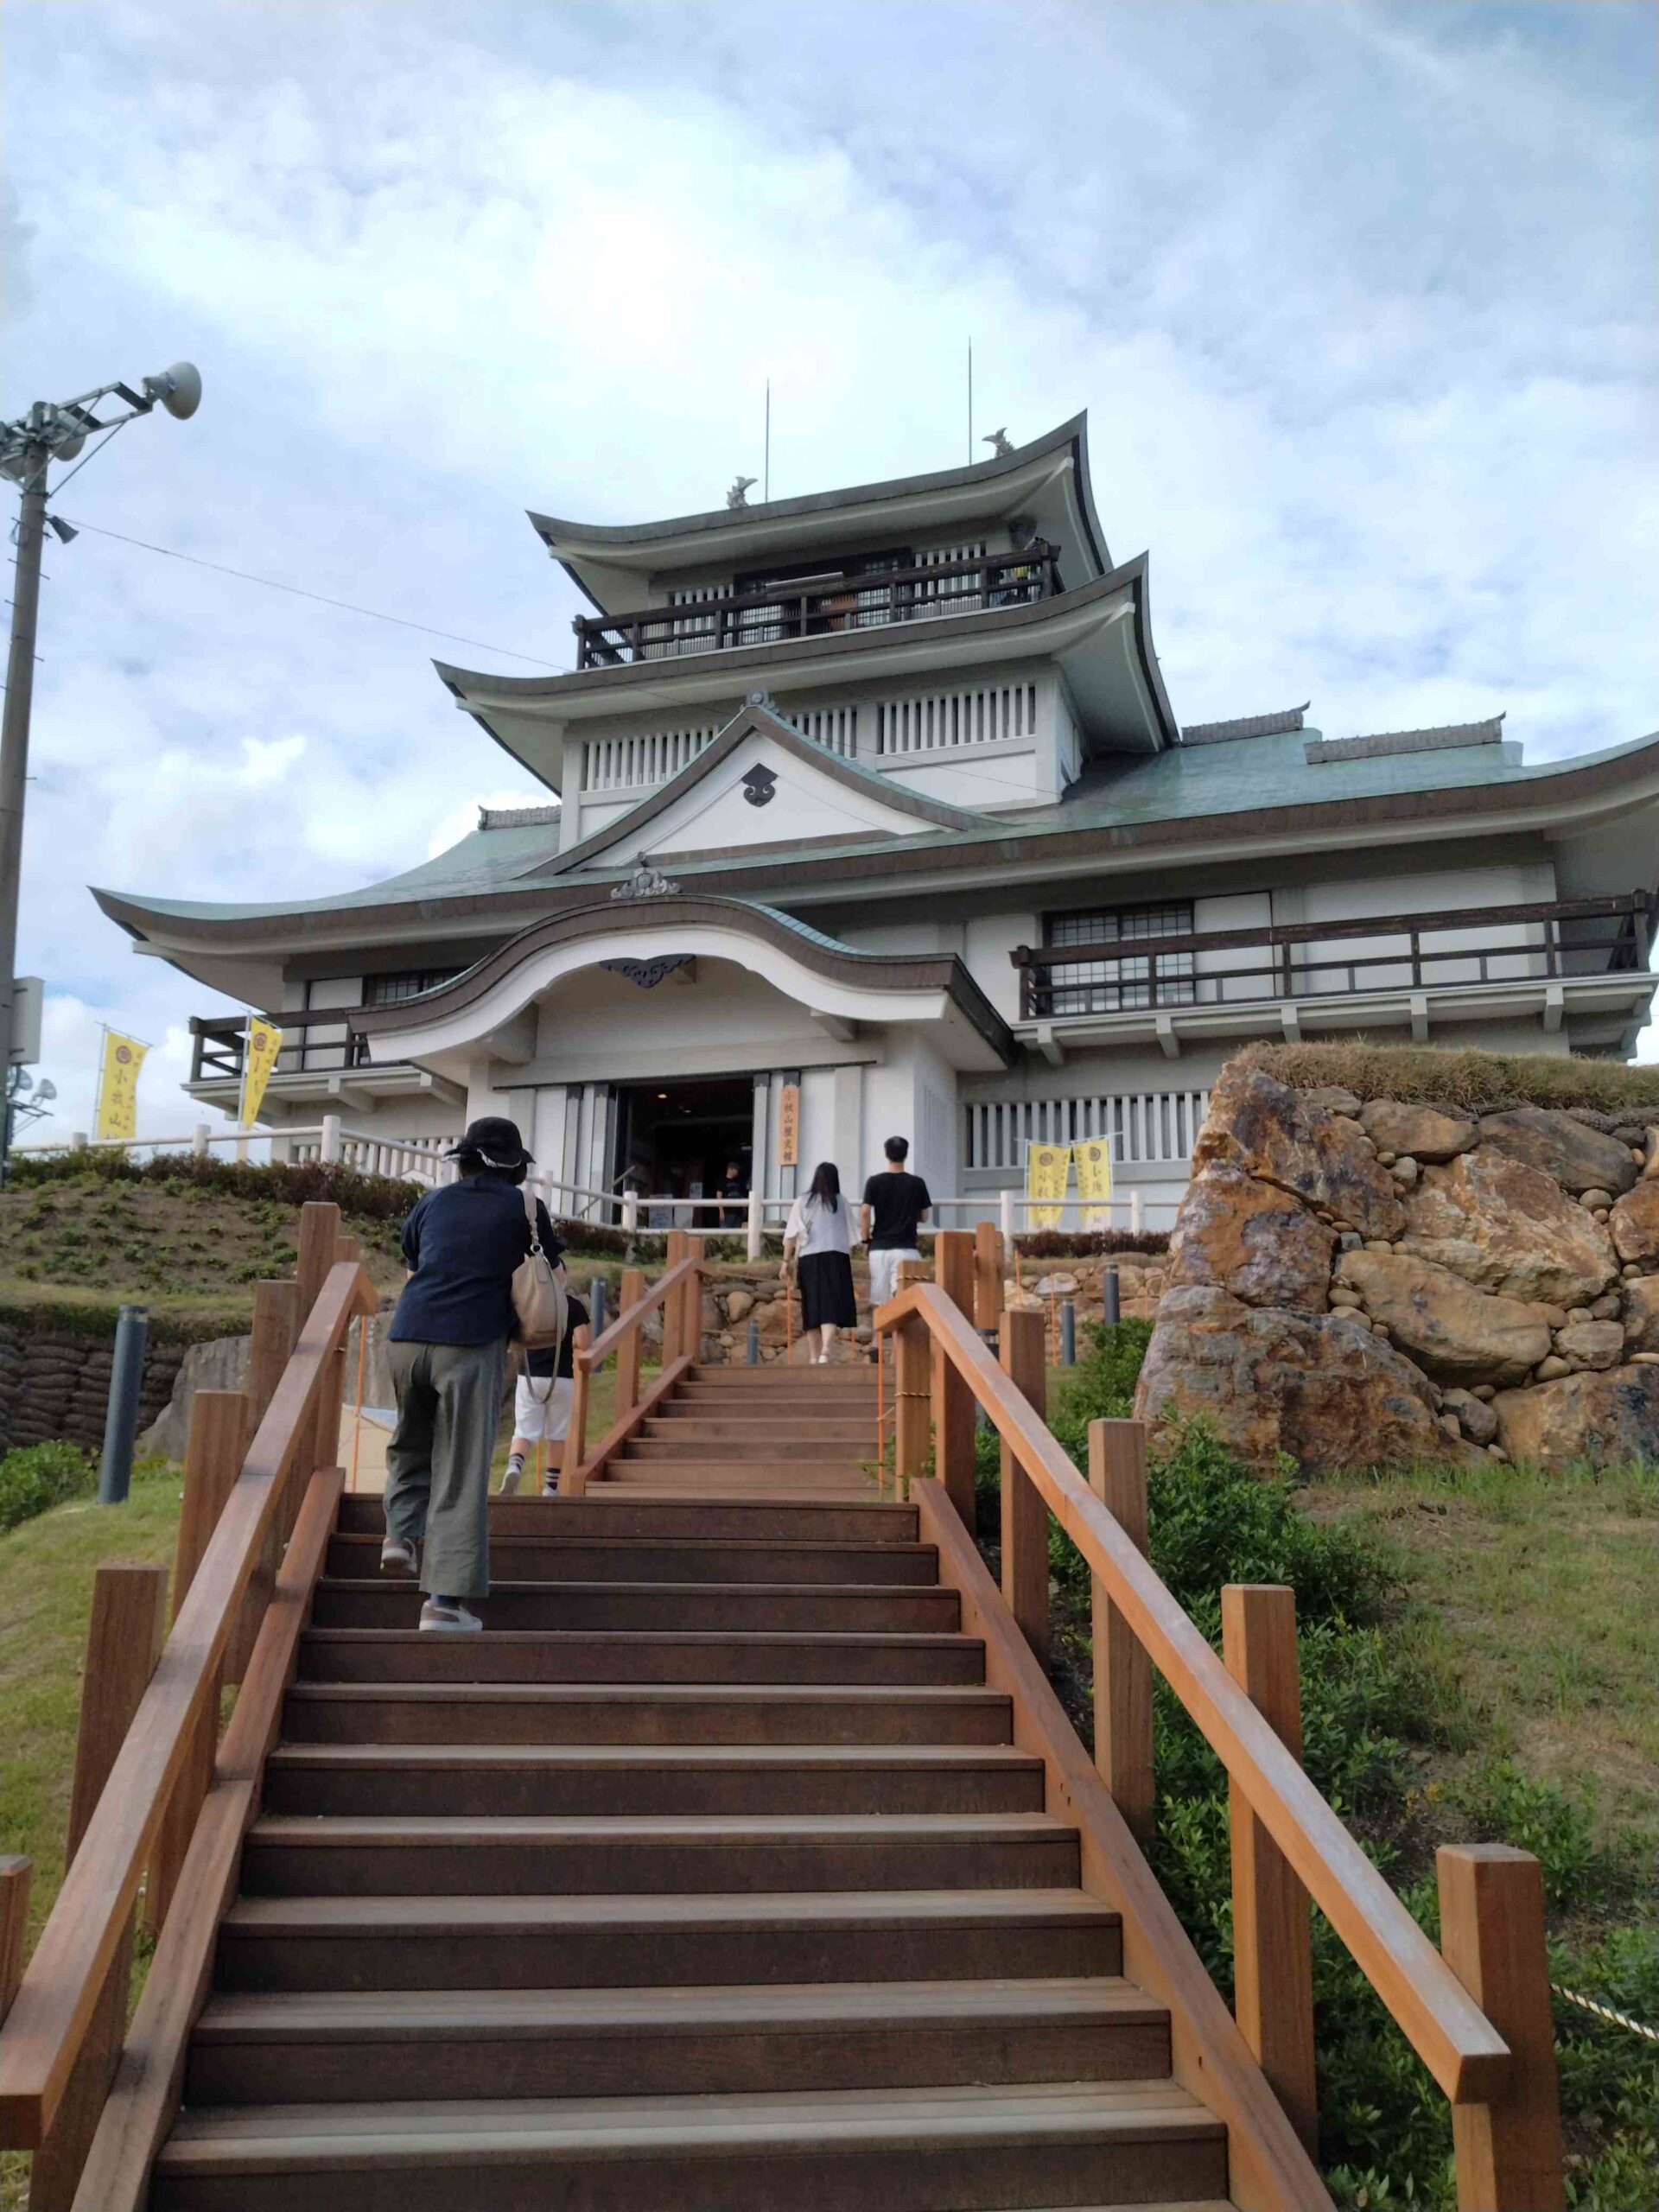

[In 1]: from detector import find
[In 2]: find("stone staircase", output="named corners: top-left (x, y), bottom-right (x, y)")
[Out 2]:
top-left (149, 1364), bottom-right (1236, 2210)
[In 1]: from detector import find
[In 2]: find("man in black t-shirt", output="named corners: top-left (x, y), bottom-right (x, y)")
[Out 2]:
top-left (861, 1135), bottom-right (932, 1315)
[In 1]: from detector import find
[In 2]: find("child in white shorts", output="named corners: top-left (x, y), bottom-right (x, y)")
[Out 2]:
top-left (502, 1275), bottom-right (588, 1497)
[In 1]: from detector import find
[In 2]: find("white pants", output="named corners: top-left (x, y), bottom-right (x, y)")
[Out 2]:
top-left (513, 1373), bottom-right (573, 1442)
top-left (868, 1247), bottom-right (922, 1311)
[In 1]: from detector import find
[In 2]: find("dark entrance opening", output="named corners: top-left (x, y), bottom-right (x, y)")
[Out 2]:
top-left (612, 1075), bottom-right (754, 1222)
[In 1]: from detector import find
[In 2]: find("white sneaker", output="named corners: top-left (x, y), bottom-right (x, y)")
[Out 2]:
top-left (379, 1536), bottom-right (418, 1576)
top-left (419, 1598), bottom-right (483, 1633)
top-left (499, 1459), bottom-right (525, 1496)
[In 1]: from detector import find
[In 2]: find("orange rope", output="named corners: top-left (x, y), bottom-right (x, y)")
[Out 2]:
top-left (875, 1325), bottom-right (885, 1490)
top-left (347, 1316), bottom-right (367, 1492)
top-left (785, 1268), bottom-right (793, 1363)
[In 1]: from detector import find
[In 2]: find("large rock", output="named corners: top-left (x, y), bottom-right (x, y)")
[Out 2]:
top-left (1135, 1283), bottom-right (1452, 1474)
top-left (1358, 1100), bottom-right (1478, 1163)
top-left (1609, 1181), bottom-right (1659, 1267)
top-left (1476, 1109), bottom-right (1638, 1197)
top-left (1555, 1319), bottom-right (1624, 1372)
top-left (1192, 1066), bottom-right (1403, 1239)
top-left (137, 1335), bottom-right (250, 1460)
top-left (1166, 1167), bottom-right (1335, 1313)
top-left (1402, 1148), bottom-right (1618, 1307)
top-left (1622, 1276), bottom-right (1659, 1353)
top-left (1493, 1364), bottom-right (1659, 1471)
top-left (1334, 1250), bottom-right (1549, 1387)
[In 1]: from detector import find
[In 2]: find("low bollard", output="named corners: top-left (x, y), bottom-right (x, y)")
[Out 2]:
top-left (99, 1302), bottom-right (149, 1503)
top-left (1060, 1300), bottom-right (1077, 1364)
top-left (1102, 1267), bottom-right (1121, 1327)
top-left (588, 1276), bottom-right (607, 1338)
top-left (747, 1319), bottom-right (760, 1365)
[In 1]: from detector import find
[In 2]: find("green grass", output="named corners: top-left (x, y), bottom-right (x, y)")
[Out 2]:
top-left (1237, 1038), bottom-right (1659, 1121)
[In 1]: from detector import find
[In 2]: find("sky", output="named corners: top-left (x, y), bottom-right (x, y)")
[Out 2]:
top-left (3, 0), bottom-right (1656, 1142)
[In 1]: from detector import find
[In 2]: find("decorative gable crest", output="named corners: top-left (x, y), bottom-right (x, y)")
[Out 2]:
top-left (610, 855), bottom-right (681, 901)
top-left (741, 765), bottom-right (778, 809)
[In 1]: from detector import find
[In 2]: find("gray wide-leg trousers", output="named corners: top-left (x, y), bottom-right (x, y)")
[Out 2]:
top-left (384, 1338), bottom-right (507, 1600)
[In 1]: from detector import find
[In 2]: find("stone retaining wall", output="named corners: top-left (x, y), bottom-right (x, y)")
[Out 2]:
top-left (0, 1319), bottom-right (187, 1458)
top-left (1135, 1062), bottom-right (1659, 1474)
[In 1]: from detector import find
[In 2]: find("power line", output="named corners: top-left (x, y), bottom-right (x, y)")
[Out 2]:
top-left (59, 518), bottom-right (562, 668)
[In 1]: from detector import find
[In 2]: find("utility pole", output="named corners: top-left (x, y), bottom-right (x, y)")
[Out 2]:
top-left (0, 361), bottom-right (201, 1183)
top-left (0, 415), bottom-right (47, 1166)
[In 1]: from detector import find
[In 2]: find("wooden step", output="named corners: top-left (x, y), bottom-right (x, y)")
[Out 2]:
top-left (186, 1975), bottom-right (1171, 2106)
top-left (308, 1580), bottom-right (955, 1634)
top-left (238, 1811), bottom-right (1084, 1897)
top-left (621, 1434), bottom-right (878, 1461)
top-left (281, 1681), bottom-right (1013, 1746)
top-left (260, 1742), bottom-right (1047, 1819)
top-left (594, 1464), bottom-right (877, 1492)
top-left (325, 1534), bottom-right (938, 1586)
top-left (688, 1364), bottom-right (876, 1383)
top-left (336, 1495), bottom-right (918, 1542)
top-left (213, 1888), bottom-right (1122, 1993)
top-left (650, 1412), bottom-right (879, 1437)
top-left (298, 1628), bottom-right (988, 1686)
top-left (152, 2080), bottom-right (1228, 2211)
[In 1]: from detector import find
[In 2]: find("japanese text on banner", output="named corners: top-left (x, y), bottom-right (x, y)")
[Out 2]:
top-left (1025, 1141), bottom-right (1071, 1230)
top-left (1073, 1137), bottom-right (1115, 1229)
top-left (240, 1018), bottom-right (284, 1128)
top-left (94, 1032), bottom-right (148, 1141)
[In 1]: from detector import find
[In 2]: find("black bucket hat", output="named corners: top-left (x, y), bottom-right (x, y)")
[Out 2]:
top-left (443, 1116), bottom-right (534, 1169)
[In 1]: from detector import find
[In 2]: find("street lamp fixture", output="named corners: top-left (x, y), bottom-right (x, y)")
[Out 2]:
top-left (0, 359), bottom-right (202, 1180)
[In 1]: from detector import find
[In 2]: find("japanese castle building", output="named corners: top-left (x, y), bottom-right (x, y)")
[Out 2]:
top-left (97, 415), bottom-right (1659, 1224)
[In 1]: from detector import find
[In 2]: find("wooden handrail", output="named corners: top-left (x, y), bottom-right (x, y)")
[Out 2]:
top-left (874, 1280), bottom-right (1511, 2108)
top-left (0, 1257), bottom-right (377, 2152)
top-left (575, 1255), bottom-right (701, 1371)
top-left (563, 1253), bottom-right (705, 1495)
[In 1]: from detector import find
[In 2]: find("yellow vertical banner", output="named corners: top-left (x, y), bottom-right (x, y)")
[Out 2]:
top-left (1024, 1141), bottom-right (1071, 1230)
top-left (240, 1017), bottom-right (283, 1128)
top-left (1074, 1137), bottom-right (1115, 1229)
top-left (94, 1032), bottom-right (149, 1141)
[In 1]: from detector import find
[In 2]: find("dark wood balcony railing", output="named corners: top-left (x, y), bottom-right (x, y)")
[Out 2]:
top-left (573, 540), bottom-right (1065, 669)
top-left (1011, 893), bottom-right (1655, 1023)
top-left (188, 1012), bottom-right (378, 1084)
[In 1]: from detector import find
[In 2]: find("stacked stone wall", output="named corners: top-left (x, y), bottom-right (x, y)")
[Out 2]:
top-left (0, 1317), bottom-right (187, 1457)
top-left (1136, 1064), bottom-right (1659, 1473)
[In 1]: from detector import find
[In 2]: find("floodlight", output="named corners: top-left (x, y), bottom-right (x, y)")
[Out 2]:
top-left (144, 361), bottom-right (202, 420)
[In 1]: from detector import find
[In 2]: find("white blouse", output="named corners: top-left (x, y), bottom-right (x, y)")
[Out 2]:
top-left (785, 1192), bottom-right (856, 1257)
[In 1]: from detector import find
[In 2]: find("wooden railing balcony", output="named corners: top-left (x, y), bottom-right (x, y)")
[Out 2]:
top-left (1011, 893), bottom-right (1655, 1024)
top-left (188, 1011), bottom-right (381, 1084)
top-left (573, 540), bottom-right (1065, 669)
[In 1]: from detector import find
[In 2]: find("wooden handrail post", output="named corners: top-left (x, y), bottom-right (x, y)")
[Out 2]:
top-left (146, 1391), bottom-right (247, 1938)
top-left (567, 1325), bottom-right (593, 1468)
top-left (30, 1565), bottom-right (167, 2211)
top-left (893, 1259), bottom-right (931, 1496)
top-left (1221, 1584), bottom-right (1319, 2158)
top-left (973, 1220), bottom-right (1003, 1334)
top-left (0, 1858), bottom-right (27, 2026)
top-left (246, 1281), bottom-right (301, 1430)
top-left (308, 1233), bottom-right (358, 1476)
top-left (616, 1268), bottom-right (645, 1418)
top-left (662, 1231), bottom-right (690, 1366)
top-left (1088, 1419), bottom-right (1154, 1848)
top-left (999, 1306), bottom-right (1048, 1663)
top-left (932, 1230), bottom-right (977, 1528)
top-left (291, 1203), bottom-right (342, 1508)
top-left (1437, 1845), bottom-right (1566, 2211)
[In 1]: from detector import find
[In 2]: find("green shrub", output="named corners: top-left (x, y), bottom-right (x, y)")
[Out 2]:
top-left (0, 1441), bottom-right (97, 1534)
top-left (6, 1149), bottom-right (425, 1220)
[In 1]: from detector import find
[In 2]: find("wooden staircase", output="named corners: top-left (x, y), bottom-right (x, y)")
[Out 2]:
top-left (149, 1364), bottom-right (1235, 2210)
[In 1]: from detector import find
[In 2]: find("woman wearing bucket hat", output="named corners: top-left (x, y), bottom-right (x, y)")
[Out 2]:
top-left (381, 1116), bottom-right (560, 1630)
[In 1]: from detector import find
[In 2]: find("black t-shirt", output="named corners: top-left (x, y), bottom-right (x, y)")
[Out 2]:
top-left (527, 1294), bottom-right (588, 1380)
top-left (861, 1170), bottom-right (932, 1249)
top-left (391, 1175), bottom-right (560, 1346)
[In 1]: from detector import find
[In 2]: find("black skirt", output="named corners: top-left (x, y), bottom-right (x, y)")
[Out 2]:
top-left (798, 1249), bottom-right (857, 1330)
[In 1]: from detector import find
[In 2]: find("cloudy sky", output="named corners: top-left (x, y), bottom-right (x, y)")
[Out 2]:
top-left (3, 0), bottom-right (1656, 1141)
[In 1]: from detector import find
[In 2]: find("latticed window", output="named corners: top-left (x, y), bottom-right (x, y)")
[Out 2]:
top-left (1043, 902), bottom-right (1197, 1014)
top-left (362, 970), bottom-right (461, 1007)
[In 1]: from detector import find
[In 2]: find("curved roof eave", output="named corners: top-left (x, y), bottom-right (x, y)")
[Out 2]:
top-left (347, 892), bottom-right (1018, 1067)
top-left (526, 413), bottom-right (1109, 603)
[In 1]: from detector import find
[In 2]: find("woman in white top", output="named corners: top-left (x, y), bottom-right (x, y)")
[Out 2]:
top-left (782, 1162), bottom-right (860, 1363)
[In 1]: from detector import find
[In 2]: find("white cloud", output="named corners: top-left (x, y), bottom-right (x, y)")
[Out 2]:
top-left (2, 0), bottom-right (1654, 1135)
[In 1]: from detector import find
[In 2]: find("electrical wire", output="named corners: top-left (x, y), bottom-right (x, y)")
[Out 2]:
top-left (57, 517), bottom-right (562, 668)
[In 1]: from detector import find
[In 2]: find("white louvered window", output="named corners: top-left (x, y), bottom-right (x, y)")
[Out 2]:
top-left (874, 683), bottom-right (1039, 756)
top-left (1044, 902), bottom-right (1197, 1014)
top-left (963, 1090), bottom-right (1210, 1169)
top-left (581, 727), bottom-right (718, 792)
top-left (782, 704), bottom-right (859, 757)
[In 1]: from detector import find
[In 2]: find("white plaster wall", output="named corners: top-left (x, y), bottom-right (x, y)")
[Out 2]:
top-left (1191, 892), bottom-right (1272, 1006)
top-left (863, 1031), bottom-right (960, 1198)
top-left (1300, 864), bottom-right (1549, 991)
top-left (963, 911), bottom-right (1035, 1022)
top-left (525, 961), bottom-right (873, 1085)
